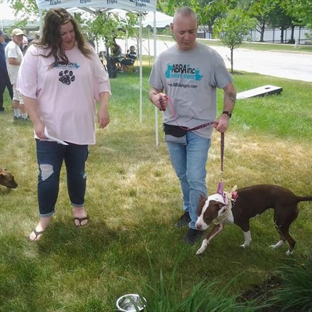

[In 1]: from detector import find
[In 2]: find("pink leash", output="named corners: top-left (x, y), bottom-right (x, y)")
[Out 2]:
top-left (220, 132), bottom-right (224, 179)
top-left (160, 95), bottom-right (217, 131)
top-left (217, 132), bottom-right (226, 200)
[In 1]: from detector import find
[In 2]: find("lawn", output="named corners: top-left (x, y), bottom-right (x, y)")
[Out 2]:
top-left (0, 55), bottom-right (311, 311)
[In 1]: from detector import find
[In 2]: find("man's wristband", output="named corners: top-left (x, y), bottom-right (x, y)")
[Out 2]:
top-left (222, 111), bottom-right (232, 118)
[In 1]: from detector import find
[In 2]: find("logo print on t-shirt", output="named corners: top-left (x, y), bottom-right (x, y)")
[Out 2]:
top-left (165, 64), bottom-right (203, 81)
top-left (59, 70), bottom-right (75, 85)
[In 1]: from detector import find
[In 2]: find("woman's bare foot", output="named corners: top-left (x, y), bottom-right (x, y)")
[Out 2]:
top-left (28, 217), bottom-right (51, 241)
top-left (73, 207), bottom-right (88, 227)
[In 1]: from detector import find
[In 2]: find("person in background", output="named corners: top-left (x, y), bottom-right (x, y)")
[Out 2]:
top-left (17, 8), bottom-right (111, 241)
top-left (21, 36), bottom-right (29, 55)
top-left (120, 45), bottom-right (137, 72)
top-left (148, 7), bottom-right (236, 244)
top-left (126, 45), bottom-right (137, 61)
top-left (111, 39), bottom-right (123, 67)
top-left (0, 30), bottom-right (13, 113)
top-left (5, 28), bottom-right (29, 120)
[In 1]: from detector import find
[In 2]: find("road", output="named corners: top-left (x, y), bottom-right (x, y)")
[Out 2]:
top-left (118, 38), bottom-right (312, 82)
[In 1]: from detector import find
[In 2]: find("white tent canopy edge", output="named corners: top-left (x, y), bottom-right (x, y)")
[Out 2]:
top-left (35, 0), bottom-right (164, 145)
top-left (36, 0), bottom-right (156, 12)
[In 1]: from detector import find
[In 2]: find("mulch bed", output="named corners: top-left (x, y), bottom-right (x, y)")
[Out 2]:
top-left (239, 275), bottom-right (283, 311)
top-left (239, 274), bottom-right (306, 312)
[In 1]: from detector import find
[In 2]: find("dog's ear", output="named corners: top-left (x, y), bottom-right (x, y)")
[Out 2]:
top-left (197, 194), bottom-right (207, 215)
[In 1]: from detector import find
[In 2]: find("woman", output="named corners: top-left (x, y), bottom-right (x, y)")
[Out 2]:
top-left (17, 8), bottom-right (111, 241)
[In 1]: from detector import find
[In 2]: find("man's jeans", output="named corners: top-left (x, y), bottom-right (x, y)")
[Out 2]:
top-left (36, 140), bottom-right (88, 217)
top-left (166, 131), bottom-right (211, 229)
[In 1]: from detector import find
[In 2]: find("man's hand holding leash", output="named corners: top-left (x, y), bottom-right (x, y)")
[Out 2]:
top-left (149, 88), bottom-right (167, 111)
top-left (214, 114), bottom-right (230, 133)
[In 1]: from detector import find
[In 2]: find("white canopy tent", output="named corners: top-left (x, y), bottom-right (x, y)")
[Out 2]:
top-left (141, 11), bottom-right (172, 28)
top-left (35, 0), bottom-right (171, 145)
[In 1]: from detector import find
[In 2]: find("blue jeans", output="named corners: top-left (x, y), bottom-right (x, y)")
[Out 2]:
top-left (166, 131), bottom-right (211, 229)
top-left (36, 140), bottom-right (89, 217)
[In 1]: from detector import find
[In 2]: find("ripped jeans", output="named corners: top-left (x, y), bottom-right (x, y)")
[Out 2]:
top-left (36, 139), bottom-right (89, 217)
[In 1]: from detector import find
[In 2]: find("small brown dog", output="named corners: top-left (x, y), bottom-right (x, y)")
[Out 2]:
top-left (195, 185), bottom-right (312, 256)
top-left (0, 168), bottom-right (18, 188)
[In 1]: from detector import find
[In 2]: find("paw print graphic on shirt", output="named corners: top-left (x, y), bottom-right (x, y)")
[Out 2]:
top-left (59, 70), bottom-right (75, 85)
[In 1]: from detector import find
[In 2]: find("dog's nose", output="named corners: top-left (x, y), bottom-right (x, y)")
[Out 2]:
top-left (196, 223), bottom-right (202, 229)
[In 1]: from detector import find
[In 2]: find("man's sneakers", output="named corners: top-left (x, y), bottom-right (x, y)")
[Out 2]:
top-left (175, 211), bottom-right (191, 227)
top-left (183, 228), bottom-right (205, 245)
top-left (175, 211), bottom-right (204, 244)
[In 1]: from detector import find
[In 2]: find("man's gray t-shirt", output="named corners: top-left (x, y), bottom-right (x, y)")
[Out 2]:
top-left (149, 42), bottom-right (233, 138)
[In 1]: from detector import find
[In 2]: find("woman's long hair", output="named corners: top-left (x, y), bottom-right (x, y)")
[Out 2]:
top-left (33, 8), bottom-right (92, 68)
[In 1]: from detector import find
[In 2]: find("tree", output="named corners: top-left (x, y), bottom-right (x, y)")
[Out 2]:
top-left (279, 0), bottom-right (312, 28)
top-left (279, 0), bottom-right (312, 40)
top-left (214, 9), bottom-right (257, 73)
top-left (191, 0), bottom-right (226, 39)
top-left (267, 3), bottom-right (293, 43)
top-left (252, 2), bottom-right (275, 42)
top-left (5, 0), bottom-right (39, 31)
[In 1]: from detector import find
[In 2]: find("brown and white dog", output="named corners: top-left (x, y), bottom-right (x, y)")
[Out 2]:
top-left (0, 168), bottom-right (18, 188)
top-left (195, 184), bottom-right (312, 256)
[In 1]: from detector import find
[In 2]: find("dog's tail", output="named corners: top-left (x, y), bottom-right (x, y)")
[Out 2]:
top-left (296, 196), bottom-right (312, 203)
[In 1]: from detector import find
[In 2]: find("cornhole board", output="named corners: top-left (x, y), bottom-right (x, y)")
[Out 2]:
top-left (237, 85), bottom-right (283, 100)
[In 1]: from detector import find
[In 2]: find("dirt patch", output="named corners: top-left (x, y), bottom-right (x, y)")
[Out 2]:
top-left (239, 275), bottom-right (304, 312)
top-left (239, 275), bottom-right (282, 311)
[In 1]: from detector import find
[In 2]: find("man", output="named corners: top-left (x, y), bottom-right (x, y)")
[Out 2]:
top-left (5, 28), bottom-right (28, 120)
top-left (0, 30), bottom-right (13, 113)
top-left (148, 7), bottom-right (236, 244)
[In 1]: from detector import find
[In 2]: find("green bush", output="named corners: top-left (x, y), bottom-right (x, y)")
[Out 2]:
top-left (267, 257), bottom-right (312, 311)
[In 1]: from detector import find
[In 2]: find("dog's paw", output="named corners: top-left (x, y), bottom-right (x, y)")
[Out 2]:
top-left (285, 249), bottom-right (293, 256)
top-left (269, 240), bottom-right (284, 249)
top-left (196, 240), bottom-right (208, 255)
top-left (196, 247), bottom-right (205, 255)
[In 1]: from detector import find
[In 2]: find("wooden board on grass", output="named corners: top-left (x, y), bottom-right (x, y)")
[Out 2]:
top-left (237, 85), bottom-right (283, 100)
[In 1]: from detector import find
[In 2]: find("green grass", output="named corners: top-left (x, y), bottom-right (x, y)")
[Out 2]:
top-left (1, 58), bottom-right (312, 311)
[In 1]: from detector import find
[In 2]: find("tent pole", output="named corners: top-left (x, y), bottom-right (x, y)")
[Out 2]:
top-left (153, 10), bottom-right (159, 145)
top-left (139, 13), bottom-right (143, 123)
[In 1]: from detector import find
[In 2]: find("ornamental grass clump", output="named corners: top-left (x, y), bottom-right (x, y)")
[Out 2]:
top-left (267, 257), bottom-right (312, 311)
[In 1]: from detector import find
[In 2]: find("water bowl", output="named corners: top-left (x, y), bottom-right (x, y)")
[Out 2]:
top-left (116, 293), bottom-right (145, 312)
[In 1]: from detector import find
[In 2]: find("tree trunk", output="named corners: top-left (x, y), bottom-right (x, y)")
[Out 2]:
top-left (280, 28), bottom-right (284, 43)
top-left (260, 22), bottom-right (265, 42)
